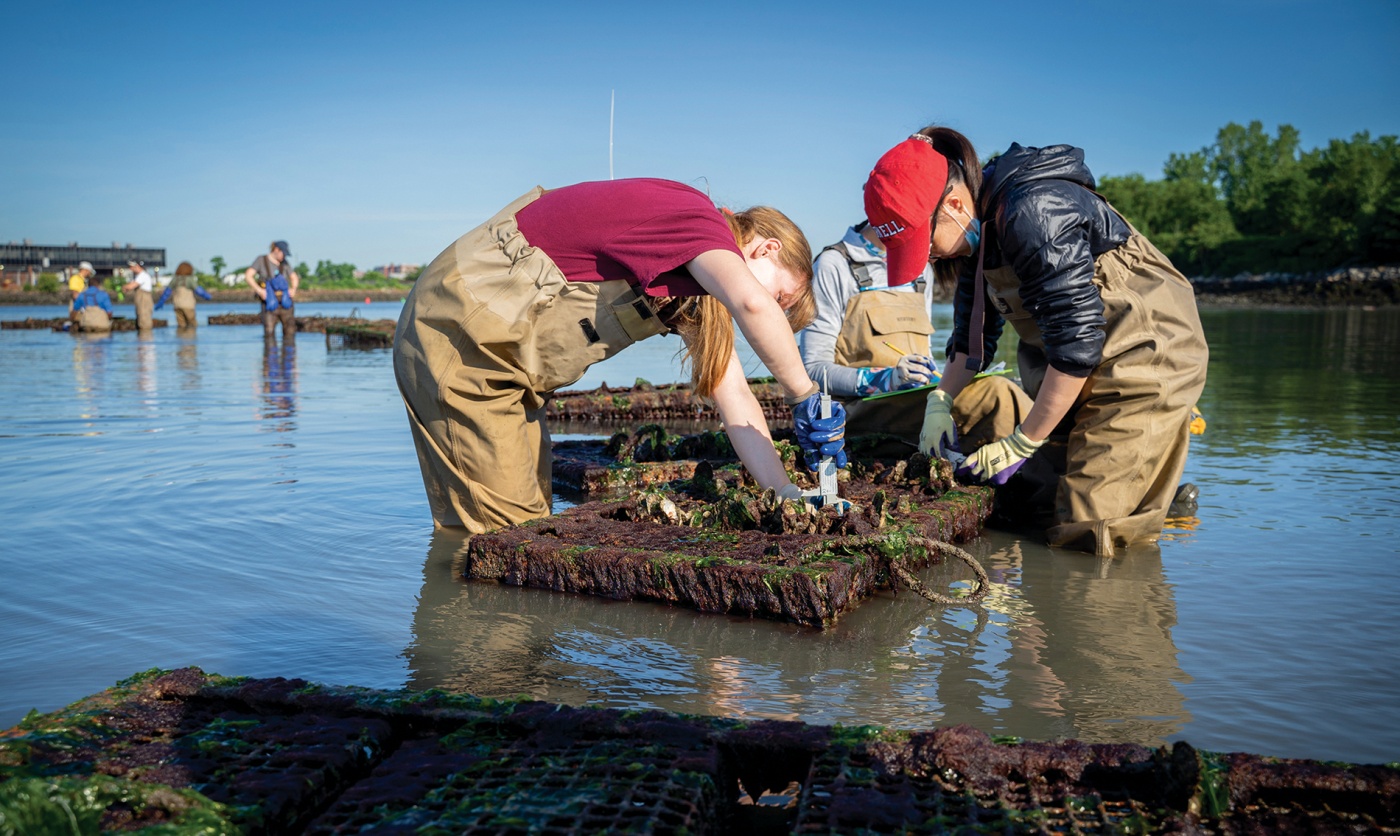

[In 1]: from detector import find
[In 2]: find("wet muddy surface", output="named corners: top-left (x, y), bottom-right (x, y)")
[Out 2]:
top-left (2, 668), bottom-right (1395, 834)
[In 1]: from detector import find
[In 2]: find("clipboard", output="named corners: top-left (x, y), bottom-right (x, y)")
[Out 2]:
top-left (859, 367), bottom-right (1014, 401)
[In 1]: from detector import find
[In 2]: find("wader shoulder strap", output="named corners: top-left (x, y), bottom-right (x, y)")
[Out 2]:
top-left (819, 243), bottom-right (924, 292)
top-left (819, 244), bottom-right (874, 289)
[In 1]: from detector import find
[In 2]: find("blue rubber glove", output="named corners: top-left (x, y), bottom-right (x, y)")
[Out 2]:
top-left (955, 426), bottom-right (1044, 486)
top-left (791, 392), bottom-right (848, 472)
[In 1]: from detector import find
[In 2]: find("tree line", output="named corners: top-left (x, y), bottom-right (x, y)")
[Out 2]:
top-left (1096, 121), bottom-right (1400, 276)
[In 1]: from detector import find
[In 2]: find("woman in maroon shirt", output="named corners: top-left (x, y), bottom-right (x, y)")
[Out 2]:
top-left (394, 178), bottom-right (846, 532)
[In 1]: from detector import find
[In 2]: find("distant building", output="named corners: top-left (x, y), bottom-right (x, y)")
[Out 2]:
top-left (372, 263), bottom-right (422, 281)
top-left (0, 241), bottom-right (166, 286)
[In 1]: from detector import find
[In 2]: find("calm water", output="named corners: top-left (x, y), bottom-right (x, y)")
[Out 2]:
top-left (2, 300), bottom-right (1397, 765)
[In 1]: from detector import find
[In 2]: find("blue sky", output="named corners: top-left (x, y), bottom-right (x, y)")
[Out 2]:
top-left (4, 0), bottom-right (1397, 273)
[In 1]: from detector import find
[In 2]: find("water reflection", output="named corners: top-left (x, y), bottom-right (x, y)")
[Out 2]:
top-left (136, 332), bottom-right (158, 416)
top-left (259, 338), bottom-right (298, 433)
top-left (946, 535), bottom-right (1190, 744)
top-left (70, 332), bottom-right (112, 432)
top-left (404, 528), bottom-right (1190, 746)
top-left (177, 334), bottom-right (200, 393)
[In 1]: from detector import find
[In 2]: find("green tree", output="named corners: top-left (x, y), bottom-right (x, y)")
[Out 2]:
top-left (210, 255), bottom-right (226, 279)
top-left (1099, 148), bottom-right (1238, 275)
top-left (311, 261), bottom-right (357, 284)
top-left (1211, 121), bottom-right (1308, 237)
top-left (1303, 131), bottom-right (1400, 265)
top-left (1364, 179), bottom-right (1400, 263)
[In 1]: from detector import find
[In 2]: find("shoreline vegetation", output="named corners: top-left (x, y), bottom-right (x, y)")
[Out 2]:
top-left (4, 267), bottom-right (1397, 308)
top-left (6, 122), bottom-right (1395, 309)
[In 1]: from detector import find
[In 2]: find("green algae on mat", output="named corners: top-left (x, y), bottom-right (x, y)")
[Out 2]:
top-left (0, 776), bottom-right (238, 836)
top-left (1194, 750), bottom-right (1232, 819)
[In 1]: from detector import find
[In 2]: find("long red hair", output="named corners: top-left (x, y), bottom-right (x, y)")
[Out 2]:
top-left (673, 206), bottom-right (814, 398)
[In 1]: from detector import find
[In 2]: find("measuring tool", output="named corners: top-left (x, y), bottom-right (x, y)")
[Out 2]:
top-left (801, 372), bottom-right (850, 515)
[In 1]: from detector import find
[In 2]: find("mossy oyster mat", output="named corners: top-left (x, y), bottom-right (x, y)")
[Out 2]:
top-left (2, 668), bottom-right (1396, 834)
top-left (474, 429), bottom-right (994, 627)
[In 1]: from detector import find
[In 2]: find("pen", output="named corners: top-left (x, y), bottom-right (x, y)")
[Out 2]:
top-left (883, 342), bottom-right (942, 383)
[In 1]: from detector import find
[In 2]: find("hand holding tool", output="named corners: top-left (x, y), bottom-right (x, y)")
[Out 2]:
top-left (795, 376), bottom-right (850, 514)
top-left (918, 389), bottom-right (960, 460)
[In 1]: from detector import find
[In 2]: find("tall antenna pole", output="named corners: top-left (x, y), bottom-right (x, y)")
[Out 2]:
top-left (609, 89), bottom-right (615, 180)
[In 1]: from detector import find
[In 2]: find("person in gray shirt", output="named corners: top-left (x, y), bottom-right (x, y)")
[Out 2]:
top-left (798, 221), bottom-right (937, 442)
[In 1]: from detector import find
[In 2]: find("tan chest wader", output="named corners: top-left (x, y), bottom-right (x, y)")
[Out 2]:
top-left (133, 288), bottom-right (154, 331)
top-left (831, 280), bottom-right (1029, 448)
top-left (831, 283), bottom-right (933, 440)
top-left (173, 285), bottom-right (197, 328)
top-left (393, 188), bottom-right (673, 531)
top-left (77, 304), bottom-right (112, 333)
top-left (975, 223), bottom-right (1208, 556)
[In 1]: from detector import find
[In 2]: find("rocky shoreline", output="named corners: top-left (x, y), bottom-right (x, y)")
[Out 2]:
top-left (1188, 264), bottom-right (1400, 307)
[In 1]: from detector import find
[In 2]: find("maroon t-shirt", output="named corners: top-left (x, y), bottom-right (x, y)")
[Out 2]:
top-left (514, 178), bottom-right (741, 297)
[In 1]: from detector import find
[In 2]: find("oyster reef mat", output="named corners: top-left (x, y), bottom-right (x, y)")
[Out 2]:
top-left (2, 669), bottom-right (1395, 834)
top-left (467, 455), bottom-right (995, 627)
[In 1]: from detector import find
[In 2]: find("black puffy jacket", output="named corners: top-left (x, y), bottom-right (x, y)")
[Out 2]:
top-left (946, 143), bottom-right (1130, 377)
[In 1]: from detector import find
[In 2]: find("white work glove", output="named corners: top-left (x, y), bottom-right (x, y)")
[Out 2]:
top-left (956, 426), bottom-right (1044, 486)
top-left (892, 354), bottom-right (938, 390)
top-left (776, 483), bottom-right (804, 502)
top-left (918, 389), bottom-right (959, 460)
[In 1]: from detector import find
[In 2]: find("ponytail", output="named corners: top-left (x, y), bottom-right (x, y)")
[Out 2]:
top-left (672, 206), bottom-right (814, 398)
top-left (914, 126), bottom-right (983, 291)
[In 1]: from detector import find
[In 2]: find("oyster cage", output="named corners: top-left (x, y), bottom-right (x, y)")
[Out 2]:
top-left (546, 378), bottom-right (790, 425)
top-left (2, 669), bottom-right (1395, 834)
top-left (470, 448), bottom-right (995, 628)
top-left (1, 315), bottom-right (168, 331)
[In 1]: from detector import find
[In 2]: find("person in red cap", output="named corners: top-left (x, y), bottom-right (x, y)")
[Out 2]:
top-left (864, 126), bottom-right (1208, 556)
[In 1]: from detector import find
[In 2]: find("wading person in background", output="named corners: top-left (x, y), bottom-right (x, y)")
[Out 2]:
top-left (67, 261), bottom-right (94, 317)
top-left (244, 240), bottom-right (299, 339)
top-left (122, 260), bottom-right (155, 331)
top-left (865, 127), bottom-right (1207, 556)
top-left (155, 261), bottom-right (213, 328)
top-left (393, 178), bottom-right (847, 532)
top-left (71, 273), bottom-right (114, 332)
top-left (799, 219), bottom-right (940, 445)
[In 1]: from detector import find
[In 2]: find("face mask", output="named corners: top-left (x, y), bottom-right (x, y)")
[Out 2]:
top-left (943, 205), bottom-right (981, 252)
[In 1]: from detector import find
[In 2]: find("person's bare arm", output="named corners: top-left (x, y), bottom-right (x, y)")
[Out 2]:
top-left (243, 267), bottom-right (267, 300)
top-left (936, 351), bottom-right (980, 400)
top-left (1018, 367), bottom-right (1087, 441)
top-left (710, 349), bottom-right (794, 492)
top-left (289, 270), bottom-right (300, 298)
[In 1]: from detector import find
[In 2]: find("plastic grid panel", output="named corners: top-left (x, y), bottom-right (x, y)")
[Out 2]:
top-left (309, 734), bottom-right (719, 835)
top-left (792, 744), bottom-right (1168, 835)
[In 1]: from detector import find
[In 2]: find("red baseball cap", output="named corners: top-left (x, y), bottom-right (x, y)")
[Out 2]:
top-left (863, 136), bottom-right (949, 286)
